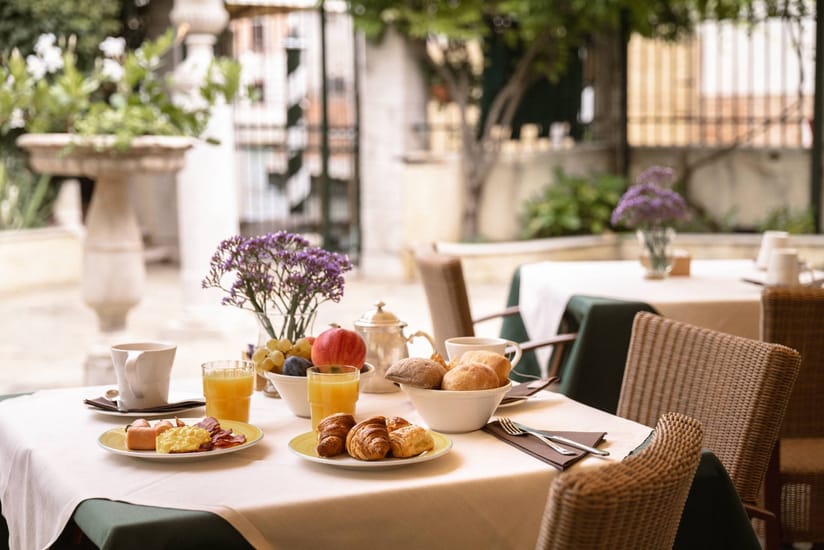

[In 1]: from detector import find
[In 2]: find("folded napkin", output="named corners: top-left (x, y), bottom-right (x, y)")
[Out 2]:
top-left (83, 397), bottom-right (205, 413)
top-left (499, 377), bottom-right (557, 405)
top-left (483, 420), bottom-right (606, 470)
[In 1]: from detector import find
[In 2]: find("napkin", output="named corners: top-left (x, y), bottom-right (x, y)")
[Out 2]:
top-left (498, 377), bottom-right (557, 405)
top-left (483, 420), bottom-right (606, 470)
top-left (83, 396), bottom-right (205, 413)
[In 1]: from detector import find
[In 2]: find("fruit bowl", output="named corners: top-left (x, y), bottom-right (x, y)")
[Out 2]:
top-left (263, 363), bottom-right (375, 418)
top-left (400, 381), bottom-right (511, 433)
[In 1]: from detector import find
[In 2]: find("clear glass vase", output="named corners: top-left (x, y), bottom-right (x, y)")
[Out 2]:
top-left (256, 312), bottom-right (316, 397)
top-left (637, 227), bottom-right (675, 279)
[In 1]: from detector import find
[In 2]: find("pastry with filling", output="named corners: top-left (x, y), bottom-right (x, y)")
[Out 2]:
top-left (346, 416), bottom-right (391, 460)
top-left (316, 413), bottom-right (356, 457)
top-left (385, 416), bottom-right (411, 432)
top-left (389, 425), bottom-right (435, 458)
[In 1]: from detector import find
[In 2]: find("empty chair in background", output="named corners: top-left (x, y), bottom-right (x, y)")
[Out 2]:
top-left (414, 252), bottom-right (576, 375)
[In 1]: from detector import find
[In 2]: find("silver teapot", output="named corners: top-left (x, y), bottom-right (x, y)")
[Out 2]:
top-left (354, 301), bottom-right (435, 393)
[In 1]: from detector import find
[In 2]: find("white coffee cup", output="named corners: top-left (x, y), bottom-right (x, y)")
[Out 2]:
top-left (756, 231), bottom-right (790, 270)
top-left (765, 248), bottom-right (804, 287)
top-left (111, 342), bottom-right (176, 409)
top-left (444, 336), bottom-right (522, 368)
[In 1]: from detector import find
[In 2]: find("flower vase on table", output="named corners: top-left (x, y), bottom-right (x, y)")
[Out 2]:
top-left (637, 227), bottom-right (675, 279)
top-left (611, 165), bottom-right (690, 280)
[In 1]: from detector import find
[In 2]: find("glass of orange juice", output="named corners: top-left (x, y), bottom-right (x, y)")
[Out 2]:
top-left (307, 365), bottom-right (360, 431)
top-left (202, 360), bottom-right (256, 422)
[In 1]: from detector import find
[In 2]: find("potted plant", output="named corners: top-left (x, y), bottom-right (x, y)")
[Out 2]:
top-left (0, 29), bottom-right (241, 354)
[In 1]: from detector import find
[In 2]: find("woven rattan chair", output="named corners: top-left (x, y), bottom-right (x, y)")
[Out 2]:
top-left (761, 286), bottom-right (824, 545)
top-left (535, 412), bottom-right (703, 550)
top-left (414, 251), bottom-right (577, 369)
top-left (617, 312), bottom-right (801, 527)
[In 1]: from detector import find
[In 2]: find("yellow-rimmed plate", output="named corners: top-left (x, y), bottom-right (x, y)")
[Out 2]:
top-left (97, 418), bottom-right (263, 461)
top-left (288, 430), bottom-right (452, 469)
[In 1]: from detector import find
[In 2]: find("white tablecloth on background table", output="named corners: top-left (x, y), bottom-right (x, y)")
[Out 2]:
top-left (0, 379), bottom-right (651, 550)
top-left (518, 259), bottom-right (772, 372)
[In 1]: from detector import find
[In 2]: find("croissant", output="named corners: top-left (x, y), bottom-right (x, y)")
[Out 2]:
top-left (385, 416), bottom-right (411, 433)
top-left (316, 413), bottom-right (356, 457)
top-left (389, 425), bottom-right (435, 458)
top-left (346, 416), bottom-right (391, 460)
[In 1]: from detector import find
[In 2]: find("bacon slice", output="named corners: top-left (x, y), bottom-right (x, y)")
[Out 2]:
top-left (196, 416), bottom-right (247, 449)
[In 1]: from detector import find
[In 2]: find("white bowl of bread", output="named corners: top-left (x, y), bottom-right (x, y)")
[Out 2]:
top-left (386, 350), bottom-right (512, 433)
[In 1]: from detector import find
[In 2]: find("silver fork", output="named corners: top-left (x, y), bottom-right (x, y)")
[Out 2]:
top-left (497, 417), bottom-right (576, 455)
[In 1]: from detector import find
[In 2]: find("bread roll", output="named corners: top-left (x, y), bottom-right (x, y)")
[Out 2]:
top-left (458, 350), bottom-right (511, 386)
top-left (385, 357), bottom-right (446, 389)
top-left (441, 362), bottom-right (499, 391)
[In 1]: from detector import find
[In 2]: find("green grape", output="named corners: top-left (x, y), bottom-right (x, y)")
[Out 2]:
top-left (265, 338), bottom-right (279, 351)
top-left (276, 338), bottom-right (293, 353)
top-left (268, 350), bottom-right (285, 369)
top-left (251, 347), bottom-right (269, 364)
top-left (258, 357), bottom-right (275, 373)
top-left (291, 338), bottom-right (312, 359)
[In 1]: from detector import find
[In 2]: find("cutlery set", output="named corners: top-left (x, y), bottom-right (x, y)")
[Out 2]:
top-left (497, 417), bottom-right (610, 456)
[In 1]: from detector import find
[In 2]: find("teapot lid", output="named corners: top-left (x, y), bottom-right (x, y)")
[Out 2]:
top-left (355, 301), bottom-right (407, 328)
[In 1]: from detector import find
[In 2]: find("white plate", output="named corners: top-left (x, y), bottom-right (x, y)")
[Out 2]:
top-left (85, 394), bottom-right (205, 418)
top-left (97, 418), bottom-right (263, 460)
top-left (288, 430), bottom-right (452, 470)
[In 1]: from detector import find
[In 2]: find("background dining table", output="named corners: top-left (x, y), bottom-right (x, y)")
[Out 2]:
top-left (0, 378), bottom-right (653, 550)
top-left (514, 258), bottom-right (776, 372)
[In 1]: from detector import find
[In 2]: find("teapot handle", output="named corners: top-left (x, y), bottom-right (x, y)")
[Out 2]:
top-left (407, 330), bottom-right (436, 355)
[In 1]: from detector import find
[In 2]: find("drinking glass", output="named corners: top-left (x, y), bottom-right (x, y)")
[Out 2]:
top-left (201, 360), bottom-right (256, 422)
top-left (307, 365), bottom-right (360, 431)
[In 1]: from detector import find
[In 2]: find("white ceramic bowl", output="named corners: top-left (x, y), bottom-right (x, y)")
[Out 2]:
top-left (263, 363), bottom-right (375, 418)
top-left (400, 381), bottom-right (512, 433)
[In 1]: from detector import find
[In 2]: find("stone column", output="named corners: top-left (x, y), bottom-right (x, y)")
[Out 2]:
top-left (169, 0), bottom-right (244, 334)
top-left (359, 28), bottom-right (428, 277)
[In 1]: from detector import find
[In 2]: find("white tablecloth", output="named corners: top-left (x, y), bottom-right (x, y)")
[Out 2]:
top-left (0, 380), bottom-right (651, 550)
top-left (518, 259), bottom-right (770, 372)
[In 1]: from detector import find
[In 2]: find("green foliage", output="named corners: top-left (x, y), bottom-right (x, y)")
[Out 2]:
top-left (520, 168), bottom-right (628, 238)
top-left (0, 158), bottom-right (56, 230)
top-left (0, 29), bottom-right (242, 151)
top-left (0, 0), bottom-right (122, 70)
top-left (758, 205), bottom-right (816, 234)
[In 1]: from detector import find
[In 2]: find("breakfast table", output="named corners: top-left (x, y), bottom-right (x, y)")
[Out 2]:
top-left (0, 379), bottom-right (654, 549)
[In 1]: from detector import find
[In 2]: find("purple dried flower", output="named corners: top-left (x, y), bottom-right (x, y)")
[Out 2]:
top-left (611, 166), bottom-right (690, 229)
top-left (202, 230), bottom-right (353, 340)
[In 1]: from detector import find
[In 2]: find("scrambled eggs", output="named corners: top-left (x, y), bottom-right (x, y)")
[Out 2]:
top-left (156, 426), bottom-right (211, 453)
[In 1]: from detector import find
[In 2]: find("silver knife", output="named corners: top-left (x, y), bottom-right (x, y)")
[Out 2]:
top-left (513, 421), bottom-right (610, 456)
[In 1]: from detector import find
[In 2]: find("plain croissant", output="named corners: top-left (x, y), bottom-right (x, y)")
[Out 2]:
top-left (346, 416), bottom-right (391, 460)
top-left (316, 413), bottom-right (356, 457)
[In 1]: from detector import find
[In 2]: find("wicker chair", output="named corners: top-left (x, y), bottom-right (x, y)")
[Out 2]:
top-left (414, 251), bottom-right (577, 369)
top-left (535, 412), bottom-right (703, 550)
top-left (617, 312), bottom-right (801, 522)
top-left (761, 286), bottom-right (824, 545)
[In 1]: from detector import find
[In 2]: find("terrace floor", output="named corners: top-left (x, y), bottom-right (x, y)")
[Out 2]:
top-left (0, 261), bottom-right (507, 395)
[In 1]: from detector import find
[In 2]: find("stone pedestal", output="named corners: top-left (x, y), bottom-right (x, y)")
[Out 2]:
top-left (17, 133), bottom-right (193, 383)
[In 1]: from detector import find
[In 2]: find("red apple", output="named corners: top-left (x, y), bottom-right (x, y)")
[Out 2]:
top-left (311, 326), bottom-right (366, 368)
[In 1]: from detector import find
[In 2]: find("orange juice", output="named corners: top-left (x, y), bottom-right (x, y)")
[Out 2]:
top-left (202, 360), bottom-right (255, 422)
top-left (307, 365), bottom-right (360, 430)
